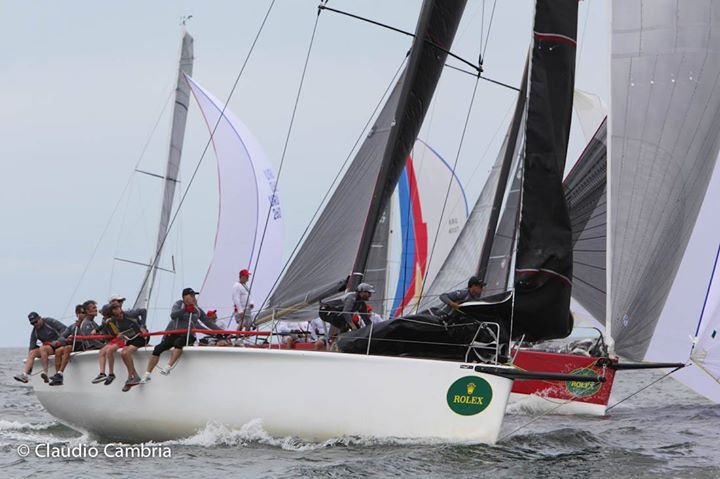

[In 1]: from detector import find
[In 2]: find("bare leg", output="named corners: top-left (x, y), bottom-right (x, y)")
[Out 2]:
top-left (98, 347), bottom-right (107, 373)
top-left (167, 348), bottom-right (183, 368)
top-left (120, 345), bottom-right (139, 379)
top-left (56, 347), bottom-right (70, 373)
top-left (146, 354), bottom-right (160, 374)
top-left (23, 350), bottom-right (39, 374)
top-left (107, 344), bottom-right (119, 375)
top-left (39, 345), bottom-right (51, 374)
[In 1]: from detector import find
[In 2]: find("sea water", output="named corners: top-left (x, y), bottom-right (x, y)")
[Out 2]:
top-left (0, 348), bottom-right (718, 478)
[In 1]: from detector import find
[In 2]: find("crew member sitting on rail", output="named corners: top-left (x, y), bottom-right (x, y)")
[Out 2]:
top-left (14, 312), bottom-right (67, 384)
top-left (109, 294), bottom-right (149, 345)
top-left (142, 287), bottom-right (222, 383)
top-left (438, 276), bottom-right (486, 315)
top-left (103, 302), bottom-right (148, 392)
top-left (91, 304), bottom-right (123, 386)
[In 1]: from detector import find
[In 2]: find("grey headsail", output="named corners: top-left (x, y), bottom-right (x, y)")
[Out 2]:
top-left (611, 0), bottom-right (720, 360)
top-left (134, 31), bottom-right (194, 309)
top-left (418, 108), bottom-right (525, 310)
top-left (259, 0), bottom-right (467, 322)
top-left (565, 117), bottom-right (606, 325)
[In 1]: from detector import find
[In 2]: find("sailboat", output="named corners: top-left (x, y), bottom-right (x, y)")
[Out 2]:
top-left (29, 0), bottom-right (600, 444)
top-left (491, 0), bottom-right (720, 415)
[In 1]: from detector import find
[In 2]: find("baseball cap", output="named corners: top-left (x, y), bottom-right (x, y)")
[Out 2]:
top-left (239, 269), bottom-right (251, 277)
top-left (207, 309), bottom-right (217, 317)
top-left (357, 283), bottom-right (375, 293)
top-left (108, 294), bottom-right (126, 303)
top-left (28, 312), bottom-right (41, 323)
top-left (182, 287), bottom-right (199, 296)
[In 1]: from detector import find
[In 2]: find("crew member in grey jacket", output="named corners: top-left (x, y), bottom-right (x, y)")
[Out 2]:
top-left (14, 312), bottom-right (66, 384)
top-left (142, 287), bottom-right (221, 382)
top-left (438, 276), bottom-right (486, 315)
top-left (49, 304), bottom-right (103, 386)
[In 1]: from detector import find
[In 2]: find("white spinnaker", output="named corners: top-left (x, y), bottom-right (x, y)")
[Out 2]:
top-left (187, 76), bottom-right (283, 325)
top-left (573, 89), bottom-right (606, 141)
top-left (646, 159), bottom-right (720, 402)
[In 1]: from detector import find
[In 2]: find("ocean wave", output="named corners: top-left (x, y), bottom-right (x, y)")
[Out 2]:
top-left (158, 420), bottom-right (460, 451)
top-left (0, 419), bottom-right (57, 432)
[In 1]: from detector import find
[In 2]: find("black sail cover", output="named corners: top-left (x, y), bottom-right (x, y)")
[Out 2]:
top-left (258, 0), bottom-right (467, 322)
top-left (511, 0), bottom-right (578, 341)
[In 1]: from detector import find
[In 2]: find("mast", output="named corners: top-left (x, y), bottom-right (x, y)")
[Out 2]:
top-left (134, 31), bottom-right (194, 309)
top-left (348, 0), bottom-right (466, 291)
top-left (476, 62), bottom-right (528, 281)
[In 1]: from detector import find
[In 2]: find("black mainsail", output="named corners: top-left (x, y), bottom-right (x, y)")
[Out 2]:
top-left (510, 0), bottom-right (578, 341)
top-left (259, 0), bottom-right (467, 322)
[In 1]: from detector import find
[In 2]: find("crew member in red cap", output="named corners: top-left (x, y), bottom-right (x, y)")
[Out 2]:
top-left (232, 269), bottom-right (254, 331)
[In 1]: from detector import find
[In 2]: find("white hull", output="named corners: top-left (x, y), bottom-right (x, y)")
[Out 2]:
top-left (32, 347), bottom-right (513, 444)
top-left (509, 392), bottom-right (607, 416)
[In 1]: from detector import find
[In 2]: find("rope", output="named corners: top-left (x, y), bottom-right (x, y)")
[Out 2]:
top-left (498, 389), bottom-right (588, 441)
top-left (248, 5), bottom-right (321, 304)
top-left (606, 365), bottom-right (684, 411)
top-left (62, 89), bottom-right (174, 317)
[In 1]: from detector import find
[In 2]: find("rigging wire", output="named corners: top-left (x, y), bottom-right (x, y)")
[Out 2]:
top-left (415, 76), bottom-right (482, 308)
top-left (606, 365), bottom-right (685, 411)
top-left (61, 88), bottom-right (175, 317)
top-left (318, 4), bottom-right (489, 79)
top-left (247, 5), bottom-right (322, 305)
top-left (134, 0), bottom-right (277, 302)
top-left (254, 57), bottom-right (409, 317)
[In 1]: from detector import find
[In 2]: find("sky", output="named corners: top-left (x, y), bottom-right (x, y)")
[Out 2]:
top-left (0, 0), bottom-right (609, 347)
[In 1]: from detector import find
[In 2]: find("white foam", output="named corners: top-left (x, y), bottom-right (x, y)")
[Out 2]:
top-left (160, 420), bottom-right (455, 450)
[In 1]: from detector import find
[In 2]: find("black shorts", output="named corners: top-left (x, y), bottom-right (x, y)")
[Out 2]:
top-left (125, 336), bottom-right (146, 349)
top-left (152, 335), bottom-right (195, 356)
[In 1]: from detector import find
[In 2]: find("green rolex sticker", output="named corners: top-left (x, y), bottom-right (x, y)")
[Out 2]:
top-left (446, 376), bottom-right (493, 415)
top-left (566, 368), bottom-right (601, 397)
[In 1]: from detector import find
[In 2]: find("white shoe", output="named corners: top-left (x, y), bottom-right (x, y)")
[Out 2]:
top-left (140, 373), bottom-right (151, 384)
top-left (158, 364), bottom-right (174, 376)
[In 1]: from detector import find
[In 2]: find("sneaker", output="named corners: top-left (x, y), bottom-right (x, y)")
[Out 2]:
top-left (121, 376), bottom-right (141, 392)
top-left (13, 373), bottom-right (29, 384)
top-left (103, 373), bottom-right (116, 386)
top-left (49, 373), bottom-right (64, 386)
top-left (40, 372), bottom-right (49, 383)
top-left (91, 373), bottom-right (107, 384)
top-left (158, 365), bottom-right (173, 376)
top-left (140, 373), bottom-right (151, 384)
